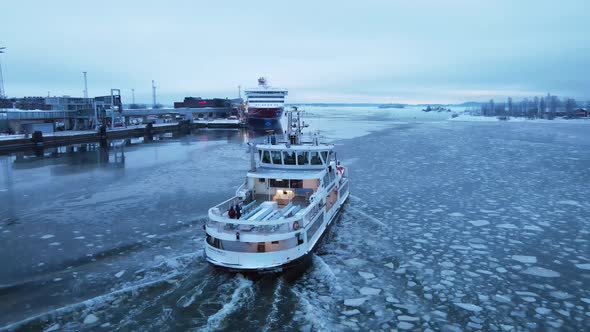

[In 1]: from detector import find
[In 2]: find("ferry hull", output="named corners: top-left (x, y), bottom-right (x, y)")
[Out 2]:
top-left (247, 117), bottom-right (282, 130)
top-left (205, 191), bottom-right (349, 275)
top-left (247, 107), bottom-right (283, 120)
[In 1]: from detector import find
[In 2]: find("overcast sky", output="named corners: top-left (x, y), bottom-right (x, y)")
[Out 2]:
top-left (1, 0), bottom-right (588, 104)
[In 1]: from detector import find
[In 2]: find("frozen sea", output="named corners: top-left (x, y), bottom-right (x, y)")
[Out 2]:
top-left (0, 106), bottom-right (589, 331)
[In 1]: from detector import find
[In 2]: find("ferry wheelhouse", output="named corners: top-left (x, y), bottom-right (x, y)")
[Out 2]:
top-left (204, 108), bottom-right (349, 272)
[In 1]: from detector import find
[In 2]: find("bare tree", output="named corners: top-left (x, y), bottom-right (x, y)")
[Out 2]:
top-left (564, 98), bottom-right (577, 118)
top-left (539, 97), bottom-right (546, 118)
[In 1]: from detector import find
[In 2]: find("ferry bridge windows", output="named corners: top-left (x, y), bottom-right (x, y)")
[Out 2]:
top-left (310, 152), bottom-right (322, 165)
top-left (296, 151), bottom-right (309, 165)
top-left (283, 151), bottom-right (296, 165)
top-left (262, 150), bottom-right (330, 166)
top-left (271, 151), bottom-right (282, 164)
top-left (261, 151), bottom-right (271, 163)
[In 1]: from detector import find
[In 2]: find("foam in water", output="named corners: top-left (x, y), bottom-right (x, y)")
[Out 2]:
top-left (205, 276), bottom-right (254, 331)
top-left (348, 206), bottom-right (387, 227)
top-left (262, 278), bottom-right (285, 332)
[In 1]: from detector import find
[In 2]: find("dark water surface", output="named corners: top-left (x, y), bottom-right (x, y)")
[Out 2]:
top-left (0, 107), bottom-right (589, 331)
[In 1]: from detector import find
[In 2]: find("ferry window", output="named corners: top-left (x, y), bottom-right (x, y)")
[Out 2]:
top-left (289, 179), bottom-right (303, 188)
top-left (320, 151), bottom-right (328, 163)
top-left (271, 151), bottom-right (282, 164)
top-left (310, 152), bottom-right (322, 165)
top-left (258, 150), bottom-right (262, 160)
top-left (270, 178), bottom-right (286, 187)
top-left (283, 151), bottom-right (296, 165)
top-left (296, 151), bottom-right (309, 165)
top-left (262, 151), bottom-right (271, 163)
top-left (328, 151), bottom-right (334, 161)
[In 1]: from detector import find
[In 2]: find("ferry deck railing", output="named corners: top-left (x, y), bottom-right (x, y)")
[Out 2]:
top-left (207, 194), bottom-right (322, 235)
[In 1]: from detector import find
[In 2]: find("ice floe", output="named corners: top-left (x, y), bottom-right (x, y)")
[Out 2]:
top-left (341, 309), bottom-right (360, 316)
top-left (522, 266), bottom-right (560, 278)
top-left (398, 315), bottom-right (419, 322)
top-left (83, 314), bottom-right (99, 324)
top-left (549, 291), bottom-right (572, 300)
top-left (385, 296), bottom-right (398, 303)
top-left (454, 303), bottom-right (482, 312)
top-left (574, 263), bottom-right (590, 270)
top-left (523, 225), bottom-right (543, 231)
top-left (358, 271), bottom-right (376, 279)
top-left (534, 307), bottom-right (551, 315)
top-left (397, 322), bottom-right (414, 330)
top-left (511, 255), bottom-right (537, 264)
top-left (556, 200), bottom-right (583, 207)
top-left (468, 220), bottom-right (490, 227)
top-left (497, 223), bottom-right (518, 229)
top-left (343, 258), bottom-right (367, 267)
top-left (344, 298), bottom-right (367, 307)
top-left (359, 287), bottom-right (381, 296)
top-left (40, 234), bottom-right (55, 239)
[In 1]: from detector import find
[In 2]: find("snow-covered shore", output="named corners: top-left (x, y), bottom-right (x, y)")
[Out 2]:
top-left (449, 114), bottom-right (590, 124)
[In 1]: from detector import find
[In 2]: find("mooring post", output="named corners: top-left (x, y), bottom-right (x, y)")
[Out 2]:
top-left (99, 125), bottom-right (108, 148)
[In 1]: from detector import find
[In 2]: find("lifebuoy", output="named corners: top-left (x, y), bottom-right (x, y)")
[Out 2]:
top-left (293, 221), bottom-right (300, 230)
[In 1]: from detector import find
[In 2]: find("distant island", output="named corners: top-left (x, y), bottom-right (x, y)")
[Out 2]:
top-left (463, 94), bottom-right (589, 120)
top-left (378, 103), bottom-right (405, 109)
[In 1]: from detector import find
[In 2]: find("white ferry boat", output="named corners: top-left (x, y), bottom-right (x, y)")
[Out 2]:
top-left (204, 108), bottom-right (350, 272)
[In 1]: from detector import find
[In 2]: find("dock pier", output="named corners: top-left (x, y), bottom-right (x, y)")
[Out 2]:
top-left (0, 120), bottom-right (246, 153)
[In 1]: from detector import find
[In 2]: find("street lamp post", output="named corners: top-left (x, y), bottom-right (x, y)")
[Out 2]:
top-left (0, 47), bottom-right (6, 98)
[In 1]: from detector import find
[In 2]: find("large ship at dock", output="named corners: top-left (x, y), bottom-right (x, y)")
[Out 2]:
top-left (204, 108), bottom-right (350, 272)
top-left (244, 77), bottom-right (288, 125)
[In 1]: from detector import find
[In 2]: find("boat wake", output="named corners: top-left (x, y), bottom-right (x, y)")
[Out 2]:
top-left (204, 275), bottom-right (255, 331)
top-left (290, 255), bottom-right (340, 331)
